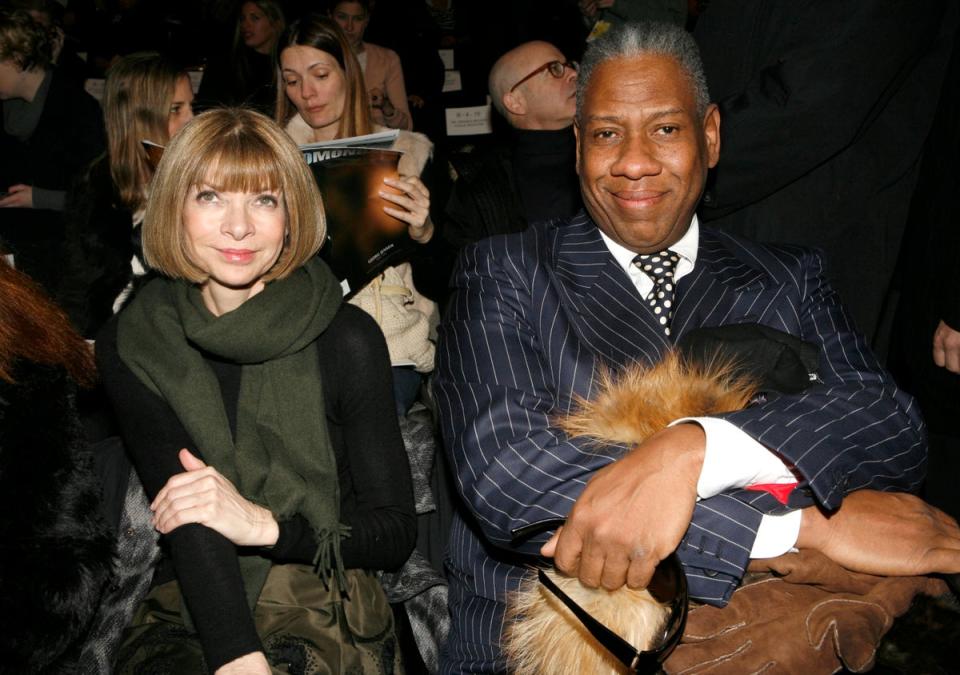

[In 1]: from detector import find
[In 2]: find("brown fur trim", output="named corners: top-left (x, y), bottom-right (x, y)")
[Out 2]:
top-left (504, 570), bottom-right (668, 675)
top-left (557, 350), bottom-right (759, 447)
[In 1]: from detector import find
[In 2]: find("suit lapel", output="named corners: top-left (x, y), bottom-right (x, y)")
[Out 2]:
top-left (549, 214), bottom-right (670, 370)
top-left (672, 228), bottom-right (774, 340)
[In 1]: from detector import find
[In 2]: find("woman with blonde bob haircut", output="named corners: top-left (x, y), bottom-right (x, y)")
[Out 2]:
top-left (96, 107), bottom-right (416, 674)
top-left (142, 105), bottom-right (325, 284)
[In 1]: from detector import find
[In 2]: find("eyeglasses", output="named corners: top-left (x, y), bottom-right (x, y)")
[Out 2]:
top-left (509, 60), bottom-right (578, 93)
top-left (511, 518), bottom-right (688, 673)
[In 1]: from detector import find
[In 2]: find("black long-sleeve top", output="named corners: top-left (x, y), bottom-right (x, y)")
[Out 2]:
top-left (96, 303), bottom-right (416, 671)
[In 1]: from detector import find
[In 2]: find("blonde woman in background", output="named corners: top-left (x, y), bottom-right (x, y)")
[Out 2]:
top-left (58, 51), bottom-right (194, 337)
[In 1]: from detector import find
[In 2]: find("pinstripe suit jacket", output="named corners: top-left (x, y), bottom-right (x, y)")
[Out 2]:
top-left (435, 212), bottom-right (925, 666)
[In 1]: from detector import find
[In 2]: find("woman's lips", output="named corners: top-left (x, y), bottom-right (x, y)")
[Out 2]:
top-left (219, 248), bottom-right (256, 263)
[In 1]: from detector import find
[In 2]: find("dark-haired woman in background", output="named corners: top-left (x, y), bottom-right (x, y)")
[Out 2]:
top-left (196, 0), bottom-right (285, 114)
top-left (330, 0), bottom-right (412, 130)
top-left (278, 15), bottom-right (439, 416)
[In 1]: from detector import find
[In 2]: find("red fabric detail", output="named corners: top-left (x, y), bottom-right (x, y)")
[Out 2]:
top-left (745, 482), bottom-right (798, 505)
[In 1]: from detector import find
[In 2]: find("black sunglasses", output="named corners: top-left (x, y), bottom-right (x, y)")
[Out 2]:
top-left (509, 60), bottom-right (578, 93)
top-left (511, 518), bottom-right (688, 673)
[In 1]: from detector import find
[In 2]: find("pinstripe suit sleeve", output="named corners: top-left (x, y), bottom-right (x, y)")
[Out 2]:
top-left (435, 238), bottom-right (628, 555)
top-left (715, 244), bottom-right (927, 513)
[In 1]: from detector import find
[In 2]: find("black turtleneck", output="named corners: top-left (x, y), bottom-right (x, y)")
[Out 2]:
top-left (511, 125), bottom-right (581, 225)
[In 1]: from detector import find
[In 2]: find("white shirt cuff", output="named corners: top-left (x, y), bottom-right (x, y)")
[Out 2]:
top-left (751, 510), bottom-right (802, 558)
top-left (671, 417), bottom-right (796, 499)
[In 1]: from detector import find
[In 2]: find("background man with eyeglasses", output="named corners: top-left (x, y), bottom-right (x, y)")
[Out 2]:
top-left (435, 21), bottom-right (960, 674)
top-left (442, 41), bottom-right (581, 251)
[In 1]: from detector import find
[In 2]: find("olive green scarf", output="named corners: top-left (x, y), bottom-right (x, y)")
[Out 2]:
top-left (117, 258), bottom-right (347, 616)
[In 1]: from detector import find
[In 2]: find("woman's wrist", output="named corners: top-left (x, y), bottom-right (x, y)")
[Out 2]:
top-left (215, 650), bottom-right (271, 675)
top-left (409, 215), bottom-right (434, 244)
top-left (252, 505), bottom-right (280, 548)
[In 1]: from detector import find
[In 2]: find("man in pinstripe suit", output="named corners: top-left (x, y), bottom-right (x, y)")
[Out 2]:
top-left (435, 23), bottom-right (938, 673)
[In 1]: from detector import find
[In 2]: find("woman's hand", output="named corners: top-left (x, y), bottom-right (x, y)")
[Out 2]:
top-left (381, 176), bottom-right (433, 243)
top-left (215, 651), bottom-right (272, 675)
top-left (0, 184), bottom-right (33, 208)
top-left (151, 449), bottom-right (279, 547)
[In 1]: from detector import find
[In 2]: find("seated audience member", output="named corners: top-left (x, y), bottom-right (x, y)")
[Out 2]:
top-left (279, 15), bottom-right (438, 416)
top-left (6, 0), bottom-right (87, 84)
top-left (330, 0), bottom-right (413, 130)
top-left (360, 0), bottom-right (447, 143)
top-left (96, 108), bottom-right (416, 673)
top-left (197, 0), bottom-right (284, 115)
top-left (0, 258), bottom-right (114, 672)
top-left (59, 51), bottom-right (194, 338)
top-left (435, 22), bottom-right (958, 673)
top-left (0, 8), bottom-right (105, 293)
top-left (444, 40), bottom-right (580, 249)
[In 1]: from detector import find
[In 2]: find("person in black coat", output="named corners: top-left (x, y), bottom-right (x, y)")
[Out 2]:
top-left (0, 8), bottom-right (105, 293)
top-left (693, 0), bottom-right (958, 346)
top-left (889, 29), bottom-right (960, 522)
top-left (443, 40), bottom-right (581, 249)
top-left (0, 258), bottom-right (114, 672)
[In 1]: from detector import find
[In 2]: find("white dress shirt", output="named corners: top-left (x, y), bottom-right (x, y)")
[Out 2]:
top-left (598, 216), bottom-right (801, 557)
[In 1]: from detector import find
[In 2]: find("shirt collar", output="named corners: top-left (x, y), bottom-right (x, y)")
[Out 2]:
top-left (599, 215), bottom-right (700, 292)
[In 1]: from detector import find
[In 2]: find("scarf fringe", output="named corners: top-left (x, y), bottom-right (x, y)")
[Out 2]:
top-left (312, 524), bottom-right (353, 597)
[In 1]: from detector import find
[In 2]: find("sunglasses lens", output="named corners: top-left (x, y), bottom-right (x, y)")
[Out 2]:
top-left (548, 61), bottom-right (565, 78)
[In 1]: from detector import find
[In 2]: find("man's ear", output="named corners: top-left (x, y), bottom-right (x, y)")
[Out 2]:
top-left (702, 103), bottom-right (720, 169)
top-left (502, 90), bottom-right (526, 116)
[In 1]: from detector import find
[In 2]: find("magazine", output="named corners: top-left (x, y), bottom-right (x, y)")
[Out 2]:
top-left (300, 130), bottom-right (414, 297)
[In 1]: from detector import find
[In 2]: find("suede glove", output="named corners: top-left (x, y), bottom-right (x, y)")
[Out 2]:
top-left (665, 550), bottom-right (947, 674)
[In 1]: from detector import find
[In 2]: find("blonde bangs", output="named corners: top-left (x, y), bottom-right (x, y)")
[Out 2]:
top-left (187, 133), bottom-right (285, 196)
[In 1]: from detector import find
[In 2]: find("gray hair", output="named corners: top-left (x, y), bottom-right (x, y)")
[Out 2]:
top-left (575, 22), bottom-right (710, 121)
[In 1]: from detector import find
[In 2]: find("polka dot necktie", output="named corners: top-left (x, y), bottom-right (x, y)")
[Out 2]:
top-left (634, 249), bottom-right (680, 336)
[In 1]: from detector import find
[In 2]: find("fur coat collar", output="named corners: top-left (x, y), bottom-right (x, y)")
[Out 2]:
top-left (0, 363), bottom-right (115, 672)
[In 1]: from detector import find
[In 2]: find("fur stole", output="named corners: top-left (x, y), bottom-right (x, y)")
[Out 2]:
top-left (0, 363), bottom-right (115, 672)
top-left (503, 351), bottom-right (758, 675)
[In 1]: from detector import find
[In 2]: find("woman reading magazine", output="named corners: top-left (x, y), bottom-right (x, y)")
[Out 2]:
top-left (277, 14), bottom-right (438, 416)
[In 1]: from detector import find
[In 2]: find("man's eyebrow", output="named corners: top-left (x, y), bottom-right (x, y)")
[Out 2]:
top-left (649, 108), bottom-right (686, 119)
top-left (585, 114), bottom-right (623, 123)
top-left (585, 108), bottom-right (687, 124)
